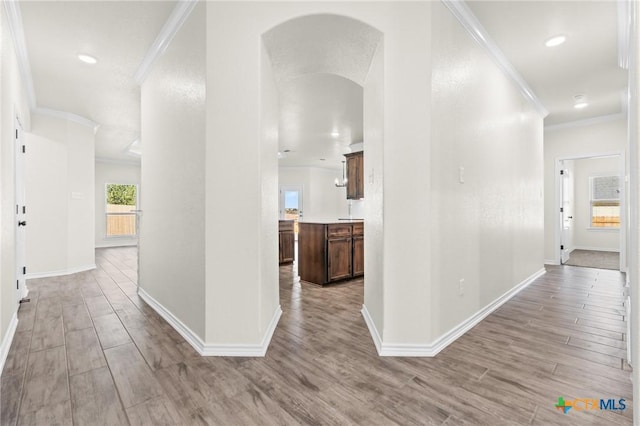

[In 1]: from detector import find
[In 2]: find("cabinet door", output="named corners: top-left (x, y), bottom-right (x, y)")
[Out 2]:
top-left (327, 238), bottom-right (352, 281)
top-left (352, 236), bottom-right (364, 276)
top-left (345, 152), bottom-right (364, 200)
top-left (280, 231), bottom-right (295, 263)
top-left (356, 153), bottom-right (364, 199)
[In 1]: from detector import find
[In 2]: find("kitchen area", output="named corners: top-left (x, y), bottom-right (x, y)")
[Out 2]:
top-left (279, 151), bottom-right (365, 286)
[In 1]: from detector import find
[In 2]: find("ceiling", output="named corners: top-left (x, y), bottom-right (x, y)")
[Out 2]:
top-left (468, 1), bottom-right (627, 126)
top-left (14, 2), bottom-right (628, 167)
top-left (19, 1), bottom-right (175, 162)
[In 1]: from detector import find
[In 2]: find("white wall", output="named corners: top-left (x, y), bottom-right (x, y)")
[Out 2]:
top-left (363, 41), bottom-right (384, 334)
top-left (278, 166), bottom-right (348, 221)
top-left (430, 1), bottom-right (544, 338)
top-left (544, 117), bottom-right (627, 263)
top-left (572, 156), bottom-right (620, 252)
top-left (206, 2), bottom-right (434, 349)
top-left (25, 113), bottom-right (95, 277)
top-left (140, 2), bottom-right (206, 339)
top-left (0, 3), bottom-right (31, 365)
top-left (95, 161), bottom-right (141, 248)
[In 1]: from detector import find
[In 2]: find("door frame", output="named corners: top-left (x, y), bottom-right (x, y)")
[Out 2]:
top-left (279, 184), bottom-right (304, 222)
top-left (14, 114), bottom-right (27, 302)
top-left (554, 151), bottom-right (626, 271)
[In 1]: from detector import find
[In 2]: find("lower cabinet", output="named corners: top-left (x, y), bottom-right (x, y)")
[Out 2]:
top-left (279, 220), bottom-right (295, 264)
top-left (299, 222), bottom-right (364, 285)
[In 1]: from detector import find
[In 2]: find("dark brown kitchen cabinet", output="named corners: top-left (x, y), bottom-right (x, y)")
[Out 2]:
top-left (279, 220), bottom-right (295, 264)
top-left (352, 221), bottom-right (364, 277)
top-left (345, 151), bottom-right (364, 200)
top-left (298, 222), bottom-right (364, 285)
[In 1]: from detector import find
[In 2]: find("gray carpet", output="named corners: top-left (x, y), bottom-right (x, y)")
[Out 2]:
top-left (564, 249), bottom-right (620, 270)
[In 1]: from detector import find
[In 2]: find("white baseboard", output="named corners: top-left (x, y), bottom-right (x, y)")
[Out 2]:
top-left (0, 312), bottom-right (18, 375)
top-left (25, 263), bottom-right (96, 280)
top-left (572, 246), bottom-right (620, 253)
top-left (138, 287), bottom-right (282, 357)
top-left (544, 259), bottom-right (559, 265)
top-left (362, 268), bottom-right (547, 357)
top-left (361, 304), bottom-right (382, 355)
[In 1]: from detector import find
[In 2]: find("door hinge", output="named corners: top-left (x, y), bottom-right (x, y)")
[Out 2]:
top-left (22, 266), bottom-right (26, 275)
top-left (22, 145), bottom-right (25, 153)
top-left (22, 206), bottom-right (26, 214)
top-left (15, 205), bottom-right (18, 214)
top-left (15, 129), bottom-right (18, 139)
top-left (560, 207), bottom-right (564, 213)
top-left (560, 245), bottom-right (564, 250)
top-left (16, 280), bottom-right (18, 289)
top-left (560, 170), bottom-right (564, 175)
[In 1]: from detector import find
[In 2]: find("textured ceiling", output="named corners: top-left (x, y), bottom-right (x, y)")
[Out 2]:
top-left (17, 2), bottom-right (627, 166)
top-left (264, 14), bottom-right (381, 168)
top-left (20, 1), bottom-right (175, 161)
top-left (468, 1), bottom-right (627, 126)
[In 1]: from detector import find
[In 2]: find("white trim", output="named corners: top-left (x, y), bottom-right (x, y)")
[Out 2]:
top-left (544, 259), bottom-right (560, 265)
top-left (95, 241), bottom-right (137, 249)
top-left (440, 0), bottom-right (548, 117)
top-left (585, 227), bottom-right (621, 232)
top-left (545, 113), bottom-right (627, 132)
top-left (0, 313), bottom-right (19, 376)
top-left (134, 0), bottom-right (199, 85)
top-left (366, 268), bottom-right (546, 357)
top-left (360, 304), bottom-right (382, 355)
top-left (3, 0), bottom-right (36, 109)
top-left (95, 157), bottom-right (141, 167)
top-left (572, 246), bottom-right (620, 253)
top-left (33, 107), bottom-right (99, 131)
top-left (138, 287), bottom-right (282, 357)
top-left (25, 264), bottom-right (96, 280)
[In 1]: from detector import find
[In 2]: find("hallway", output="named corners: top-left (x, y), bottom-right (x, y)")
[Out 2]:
top-left (0, 247), bottom-right (632, 425)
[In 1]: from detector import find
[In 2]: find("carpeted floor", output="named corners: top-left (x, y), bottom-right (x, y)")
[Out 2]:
top-left (564, 249), bottom-right (620, 270)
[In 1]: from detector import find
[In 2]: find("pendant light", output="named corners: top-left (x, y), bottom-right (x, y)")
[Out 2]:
top-left (335, 161), bottom-right (348, 187)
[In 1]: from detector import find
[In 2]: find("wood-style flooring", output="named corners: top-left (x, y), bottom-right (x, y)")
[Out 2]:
top-left (0, 247), bottom-right (633, 425)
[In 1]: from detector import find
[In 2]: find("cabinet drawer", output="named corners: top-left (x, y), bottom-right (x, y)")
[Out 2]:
top-left (327, 224), bottom-right (352, 238)
top-left (279, 220), bottom-right (294, 232)
top-left (352, 222), bottom-right (364, 236)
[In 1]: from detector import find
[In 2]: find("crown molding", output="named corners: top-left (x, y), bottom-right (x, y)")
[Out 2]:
top-left (33, 107), bottom-right (99, 131)
top-left (441, 0), bottom-right (548, 118)
top-left (3, 0), bottom-right (36, 108)
top-left (134, 0), bottom-right (199, 85)
top-left (544, 112), bottom-right (627, 132)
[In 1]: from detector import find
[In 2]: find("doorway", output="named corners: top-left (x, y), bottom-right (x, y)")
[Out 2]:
top-left (279, 184), bottom-right (303, 239)
top-left (556, 153), bottom-right (625, 271)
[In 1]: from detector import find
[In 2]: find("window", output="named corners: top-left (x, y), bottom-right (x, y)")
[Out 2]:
top-left (106, 184), bottom-right (138, 237)
top-left (590, 176), bottom-right (620, 228)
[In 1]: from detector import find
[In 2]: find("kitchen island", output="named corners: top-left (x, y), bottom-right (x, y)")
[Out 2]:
top-left (298, 220), bottom-right (363, 285)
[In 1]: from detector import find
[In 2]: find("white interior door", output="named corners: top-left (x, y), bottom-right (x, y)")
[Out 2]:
top-left (15, 117), bottom-right (27, 301)
top-left (279, 185), bottom-right (303, 239)
top-left (560, 164), bottom-right (574, 264)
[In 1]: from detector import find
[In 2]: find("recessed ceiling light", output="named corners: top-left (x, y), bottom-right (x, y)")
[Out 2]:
top-left (77, 53), bottom-right (97, 64)
top-left (545, 35), bottom-right (566, 47)
top-left (330, 132), bottom-right (340, 137)
top-left (573, 94), bottom-right (588, 109)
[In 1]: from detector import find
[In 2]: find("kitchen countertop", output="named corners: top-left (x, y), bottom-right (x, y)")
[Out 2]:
top-left (299, 219), bottom-right (363, 224)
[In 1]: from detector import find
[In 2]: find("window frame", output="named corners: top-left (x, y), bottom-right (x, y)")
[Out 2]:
top-left (104, 183), bottom-right (139, 238)
top-left (588, 175), bottom-right (620, 230)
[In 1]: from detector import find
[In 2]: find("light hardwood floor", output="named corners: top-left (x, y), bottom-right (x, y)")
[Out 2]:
top-left (0, 247), bottom-right (633, 425)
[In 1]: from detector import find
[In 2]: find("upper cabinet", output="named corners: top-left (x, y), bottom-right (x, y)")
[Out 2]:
top-left (344, 151), bottom-right (364, 200)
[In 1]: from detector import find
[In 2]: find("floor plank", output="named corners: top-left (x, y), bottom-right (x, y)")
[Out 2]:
top-left (2, 247), bottom-right (632, 425)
